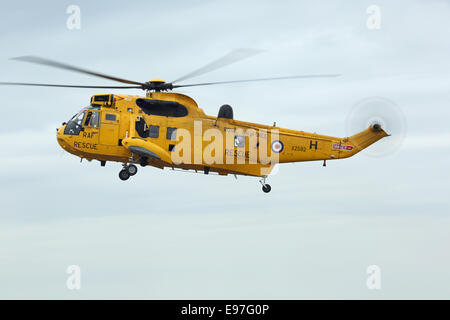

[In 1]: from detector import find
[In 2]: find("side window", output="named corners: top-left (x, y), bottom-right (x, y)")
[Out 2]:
top-left (166, 127), bottom-right (177, 140)
top-left (135, 117), bottom-right (147, 138)
top-left (83, 111), bottom-right (99, 128)
top-left (84, 111), bottom-right (92, 126)
top-left (149, 125), bottom-right (159, 138)
top-left (90, 112), bottom-right (99, 128)
top-left (234, 135), bottom-right (245, 148)
top-left (105, 113), bottom-right (116, 121)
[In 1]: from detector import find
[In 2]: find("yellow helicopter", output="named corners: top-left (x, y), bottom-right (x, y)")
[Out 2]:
top-left (0, 51), bottom-right (388, 193)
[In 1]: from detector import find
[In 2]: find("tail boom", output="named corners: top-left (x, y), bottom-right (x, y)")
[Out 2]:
top-left (278, 124), bottom-right (389, 163)
top-left (340, 124), bottom-right (389, 158)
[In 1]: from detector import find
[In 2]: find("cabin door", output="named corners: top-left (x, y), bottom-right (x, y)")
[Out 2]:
top-left (81, 110), bottom-right (100, 146)
top-left (99, 111), bottom-right (120, 146)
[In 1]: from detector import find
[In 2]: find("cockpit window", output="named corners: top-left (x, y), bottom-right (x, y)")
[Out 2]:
top-left (74, 111), bottom-right (86, 126)
top-left (84, 111), bottom-right (99, 128)
top-left (84, 112), bottom-right (92, 126)
top-left (89, 112), bottom-right (99, 128)
top-left (64, 110), bottom-right (86, 135)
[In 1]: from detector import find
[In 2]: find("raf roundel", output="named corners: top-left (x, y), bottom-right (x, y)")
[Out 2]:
top-left (271, 140), bottom-right (284, 153)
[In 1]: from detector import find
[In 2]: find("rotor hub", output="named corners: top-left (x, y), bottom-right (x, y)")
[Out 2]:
top-left (143, 79), bottom-right (173, 92)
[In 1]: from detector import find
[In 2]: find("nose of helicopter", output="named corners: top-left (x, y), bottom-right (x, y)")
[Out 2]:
top-left (56, 124), bottom-right (69, 150)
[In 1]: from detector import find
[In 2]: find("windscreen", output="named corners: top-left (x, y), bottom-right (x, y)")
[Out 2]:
top-left (64, 110), bottom-right (86, 135)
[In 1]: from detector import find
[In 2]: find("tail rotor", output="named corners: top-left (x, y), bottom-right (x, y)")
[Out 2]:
top-left (346, 97), bottom-right (406, 157)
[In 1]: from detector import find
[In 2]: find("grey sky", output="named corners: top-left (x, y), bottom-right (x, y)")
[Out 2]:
top-left (0, 0), bottom-right (449, 299)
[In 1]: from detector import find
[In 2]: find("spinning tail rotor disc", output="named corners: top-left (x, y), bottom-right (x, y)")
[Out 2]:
top-left (346, 97), bottom-right (406, 157)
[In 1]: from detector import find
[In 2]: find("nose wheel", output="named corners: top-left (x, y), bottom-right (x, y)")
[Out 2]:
top-left (259, 176), bottom-right (272, 193)
top-left (118, 163), bottom-right (138, 181)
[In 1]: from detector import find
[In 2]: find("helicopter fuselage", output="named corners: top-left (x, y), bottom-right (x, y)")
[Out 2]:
top-left (56, 91), bottom-right (388, 178)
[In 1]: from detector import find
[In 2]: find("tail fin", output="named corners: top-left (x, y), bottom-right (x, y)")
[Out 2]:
top-left (341, 124), bottom-right (389, 157)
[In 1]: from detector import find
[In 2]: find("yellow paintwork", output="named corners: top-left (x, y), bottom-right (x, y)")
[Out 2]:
top-left (56, 92), bottom-right (388, 177)
top-left (149, 78), bottom-right (166, 83)
top-left (121, 137), bottom-right (172, 164)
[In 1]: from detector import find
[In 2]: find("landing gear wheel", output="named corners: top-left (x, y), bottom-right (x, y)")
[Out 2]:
top-left (127, 164), bottom-right (138, 176)
top-left (119, 169), bottom-right (130, 181)
top-left (259, 176), bottom-right (271, 193)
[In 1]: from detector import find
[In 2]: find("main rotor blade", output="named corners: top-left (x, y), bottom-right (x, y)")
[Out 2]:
top-left (0, 82), bottom-right (142, 89)
top-left (11, 56), bottom-right (145, 86)
top-left (173, 74), bottom-right (341, 88)
top-left (171, 48), bottom-right (263, 84)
